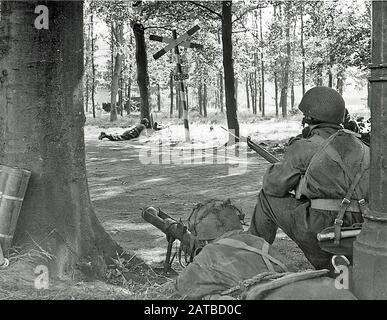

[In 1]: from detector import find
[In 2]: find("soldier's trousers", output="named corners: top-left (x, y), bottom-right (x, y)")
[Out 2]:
top-left (249, 189), bottom-right (363, 270)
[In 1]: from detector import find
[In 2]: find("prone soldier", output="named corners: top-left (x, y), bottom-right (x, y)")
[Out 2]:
top-left (98, 118), bottom-right (149, 141)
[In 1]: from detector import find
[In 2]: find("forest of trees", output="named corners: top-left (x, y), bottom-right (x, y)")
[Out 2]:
top-left (83, 0), bottom-right (371, 134)
top-left (0, 0), bottom-right (373, 279)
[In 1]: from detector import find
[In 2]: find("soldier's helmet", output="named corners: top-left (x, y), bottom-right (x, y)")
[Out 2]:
top-left (140, 118), bottom-right (149, 125)
top-left (298, 86), bottom-right (345, 125)
top-left (187, 199), bottom-right (244, 241)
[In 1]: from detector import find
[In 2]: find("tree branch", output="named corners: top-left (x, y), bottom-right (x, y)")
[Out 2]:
top-left (189, 1), bottom-right (222, 19)
top-left (231, 4), bottom-right (268, 25)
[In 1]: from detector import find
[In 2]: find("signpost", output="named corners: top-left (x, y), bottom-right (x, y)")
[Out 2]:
top-left (150, 25), bottom-right (202, 142)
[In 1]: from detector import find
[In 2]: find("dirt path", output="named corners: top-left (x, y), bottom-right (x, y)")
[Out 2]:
top-left (86, 134), bottom-right (312, 271)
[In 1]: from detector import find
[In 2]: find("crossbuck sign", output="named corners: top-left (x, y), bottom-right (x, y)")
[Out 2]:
top-left (150, 25), bottom-right (202, 142)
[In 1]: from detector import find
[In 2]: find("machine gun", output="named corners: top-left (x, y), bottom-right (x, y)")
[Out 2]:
top-left (220, 126), bottom-right (280, 164)
top-left (142, 207), bottom-right (199, 275)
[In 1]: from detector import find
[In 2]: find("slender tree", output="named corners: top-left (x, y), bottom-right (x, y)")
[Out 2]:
top-left (132, 22), bottom-right (151, 124)
top-left (222, 1), bottom-right (239, 141)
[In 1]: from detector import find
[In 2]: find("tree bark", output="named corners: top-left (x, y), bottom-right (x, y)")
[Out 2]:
top-left (198, 83), bottom-right (203, 116)
top-left (127, 73), bottom-right (131, 115)
top-left (222, 1), bottom-right (239, 142)
top-left (118, 76), bottom-right (123, 116)
top-left (203, 83), bottom-right (208, 118)
top-left (169, 74), bottom-right (174, 117)
top-left (235, 80), bottom-right (238, 111)
top-left (336, 71), bottom-right (345, 95)
top-left (274, 70), bottom-right (279, 117)
top-left (281, 2), bottom-right (291, 118)
top-left (316, 63), bottom-right (323, 86)
top-left (219, 72), bottom-right (224, 113)
top-left (84, 15), bottom-right (90, 114)
top-left (157, 83), bottom-right (161, 112)
top-left (291, 84), bottom-right (295, 110)
top-left (110, 22), bottom-right (124, 122)
top-left (91, 12), bottom-right (96, 118)
top-left (0, 1), bottom-right (121, 277)
top-left (259, 8), bottom-right (265, 117)
top-left (249, 73), bottom-right (256, 115)
top-left (85, 75), bottom-right (89, 114)
top-left (245, 77), bottom-right (250, 110)
top-left (217, 31), bottom-right (224, 113)
top-left (133, 22), bottom-right (151, 126)
top-left (300, 4), bottom-right (306, 96)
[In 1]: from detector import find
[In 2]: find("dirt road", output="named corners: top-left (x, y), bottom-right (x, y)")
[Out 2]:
top-left (86, 133), bottom-right (312, 270)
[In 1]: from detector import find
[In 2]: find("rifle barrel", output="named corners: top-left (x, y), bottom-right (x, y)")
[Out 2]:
top-left (220, 126), bottom-right (280, 164)
top-left (247, 137), bottom-right (280, 164)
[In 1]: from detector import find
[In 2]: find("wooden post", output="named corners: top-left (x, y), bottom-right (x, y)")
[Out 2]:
top-left (352, 0), bottom-right (387, 299)
top-left (173, 30), bottom-right (190, 142)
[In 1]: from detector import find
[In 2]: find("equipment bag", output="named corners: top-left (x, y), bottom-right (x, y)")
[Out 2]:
top-left (175, 230), bottom-right (288, 299)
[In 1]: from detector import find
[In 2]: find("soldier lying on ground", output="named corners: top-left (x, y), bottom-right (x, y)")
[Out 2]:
top-left (249, 87), bottom-right (369, 271)
top-left (175, 199), bottom-right (356, 300)
top-left (98, 118), bottom-right (149, 141)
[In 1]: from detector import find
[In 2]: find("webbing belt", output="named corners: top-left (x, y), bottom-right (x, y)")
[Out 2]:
top-left (310, 199), bottom-right (362, 212)
top-left (215, 238), bottom-right (288, 273)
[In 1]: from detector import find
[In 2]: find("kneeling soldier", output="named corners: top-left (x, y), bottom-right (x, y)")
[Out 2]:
top-left (249, 87), bottom-right (369, 270)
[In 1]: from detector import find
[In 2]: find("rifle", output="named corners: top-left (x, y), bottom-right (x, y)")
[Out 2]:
top-left (220, 126), bottom-right (280, 164)
top-left (142, 207), bottom-right (198, 275)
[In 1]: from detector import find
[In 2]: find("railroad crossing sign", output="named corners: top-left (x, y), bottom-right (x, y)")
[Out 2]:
top-left (150, 25), bottom-right (203, 143)
top-left (150, 35), bottom-right (203, 51)
top-left (151, 25), bottom-right (201, 60)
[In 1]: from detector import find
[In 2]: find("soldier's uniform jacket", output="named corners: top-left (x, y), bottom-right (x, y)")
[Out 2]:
top-left (121, 123), bottom-right (146, 140)
top-left (263, 123), bottom-right (369, 201)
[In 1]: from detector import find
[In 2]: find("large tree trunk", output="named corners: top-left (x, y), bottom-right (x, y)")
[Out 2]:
top-left (222, 1), bottom-right (239, 142)
top-left (133, 22), bottom-right (151, 125)
top-left (0, 1), bottom-right (120, 277)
